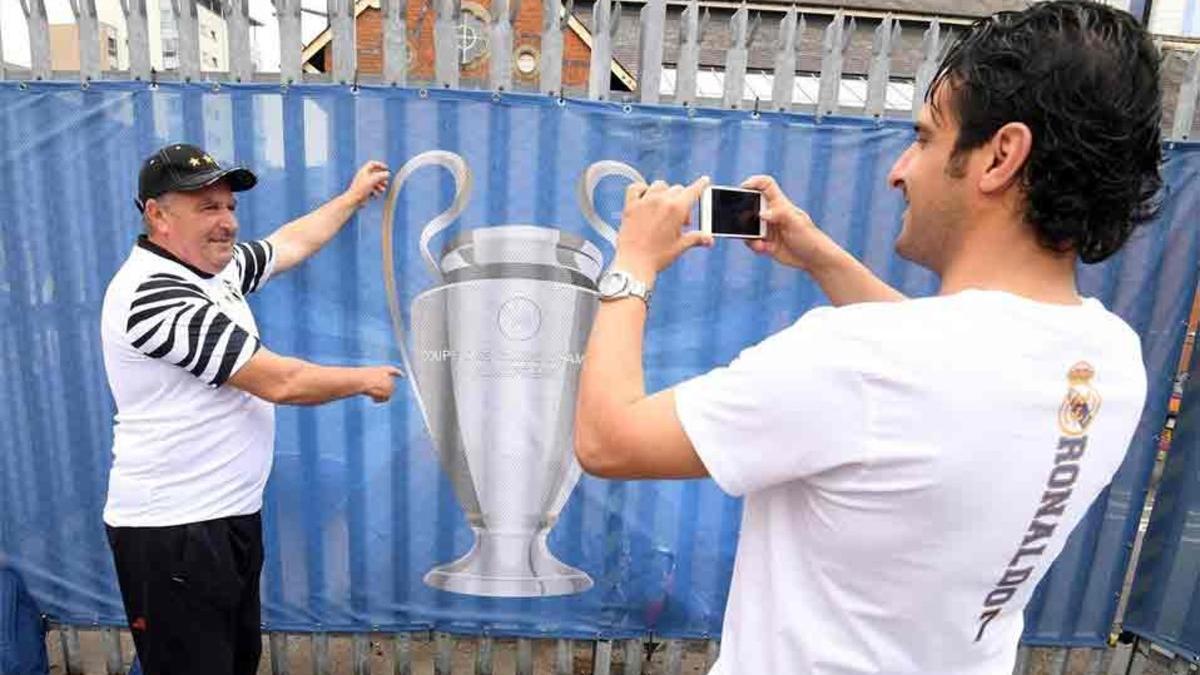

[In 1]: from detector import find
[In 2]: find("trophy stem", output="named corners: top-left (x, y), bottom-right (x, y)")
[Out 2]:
top-left (424, 527), bottom-right (593, 597)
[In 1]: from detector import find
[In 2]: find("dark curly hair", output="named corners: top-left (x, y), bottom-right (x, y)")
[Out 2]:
top-left (930, 1), bottom-right (1163, 263)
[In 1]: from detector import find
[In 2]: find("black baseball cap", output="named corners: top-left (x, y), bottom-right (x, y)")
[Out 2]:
top-left (136, 143), bottom-right (257, 212)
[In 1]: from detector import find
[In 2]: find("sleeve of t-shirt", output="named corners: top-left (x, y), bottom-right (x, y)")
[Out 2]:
top-left (674, 307), bottom-right (871, 497)
top-left (230, 240), bottom-right (276, 295)
top-left (124, 272), bottom-right (261, 387)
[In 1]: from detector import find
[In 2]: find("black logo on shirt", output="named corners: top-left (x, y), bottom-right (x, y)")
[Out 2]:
top-left (974, 362), bottom-right (1101, 642)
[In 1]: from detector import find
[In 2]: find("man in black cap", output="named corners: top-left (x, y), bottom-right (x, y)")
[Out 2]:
top-left (99, 143), bottom-right (401, 674)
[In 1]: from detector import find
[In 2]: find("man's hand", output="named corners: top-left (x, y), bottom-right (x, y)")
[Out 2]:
top-left (345, 160), bottom-right (391, 208)
top-left (361, 365), bottom-right (403, 403)
top-left (741, 175), bottom-right (834, 272)
top-left (613, 176), bottom-right (714, 280)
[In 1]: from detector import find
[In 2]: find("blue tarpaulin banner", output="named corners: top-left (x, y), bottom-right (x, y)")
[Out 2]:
top-left (1, 81), bottom-right (1197, 645)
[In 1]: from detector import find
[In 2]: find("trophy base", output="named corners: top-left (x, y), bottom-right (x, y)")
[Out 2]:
top-left (424, 530), bottom-right (592, 597)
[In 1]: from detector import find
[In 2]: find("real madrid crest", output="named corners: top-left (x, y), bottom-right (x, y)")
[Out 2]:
top-left (1058, 361), bottom-right (1102, 437)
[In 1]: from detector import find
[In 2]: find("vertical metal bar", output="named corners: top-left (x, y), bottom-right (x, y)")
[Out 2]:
top-left (704, 640), bottom-right (719, 670)
top-left (1050, 647), bottom-right (1069, 675)
top-left (770, 8), bottom-right (798, 111)
top-left (722, 5), bottom-right (750, 108)
top-left (353, 633), bottom-right (371, 675)
top-left (637, 0), bottom-right (665, 103)
top-left (1128, 645), bottom-right (1148, 675)
top-left (435, 632), bottom-right (454, 675)
top-left (382, 0), bottom-right (409, 85)
top-left (488, 0), bottom-right (514, 90)
top-left (225, 0), bottom-right (253, 81)
top-left (1012, 645), bottom-right (1031, 675)
top-left (675, 0), bottom-right (702, 105)
top-left (0, 5), bottom-right (6, 79)
top-left (865, 14), bottom-right (899, 118)
top-left (516, 638), bottom-right (534, 675)
top-left (554, 639), bottom-right (572, 674)
top-left (313, 633), bottom-right (331, 675)
top-left (434, 0), bottom-right (458, 88)
top-left (270, 632), bottom-right (291, 675)
top-left (622, 638), bottom-right (643, 675)
top-left (1085, 647), bottom-right (1114, 675)
top-left (1171, 48), bottom-right (1200, 141)
top-left (21, 0), bottom-right (52, 80)
top-left (102, 627), bottom-right (123, 675)
top-left (61, 626), bottom-right (84, 675)
top-left (275, 0), bottom-right (303, 83)
top-left (664, 640), bottom-right (684, 675)
top-left (330, 0), bottom-right (357, 83)
top-left (121, 0), bottom-right (151, 80)
top-left (169, 0), bottom-right (200, 80)
top-left (817, 10), bottom-right (853, 118)
top-left (70, 0), bottom-right (102, 80)
top-left (587, 0), bottom-right (617, 100)
top-left (476, 635), bottom-right (495, 675)
top-left (593, 640), bottom-right (613, 675)
top-left (913, 19), bottom-right (941, 120)
top-left (539, 0), bottom-right (565, 94)
top-left (394, 633), bottom-right (412, 675)
top-left (1170, 655), bottom-right (1192, 674)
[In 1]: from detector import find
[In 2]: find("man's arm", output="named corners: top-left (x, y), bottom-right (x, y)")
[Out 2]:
top-left (574, 179), bottom-right (714, 480)
top-left (265, 161), bottom-right (391, 274)
top-left (227, 347), bottom-right (401, 405)
top-left (742, 175), bottom-right (906, 306)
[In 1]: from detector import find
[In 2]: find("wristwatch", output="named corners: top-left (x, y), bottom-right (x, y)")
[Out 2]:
top-left (597, 269), bottom-right (653, 307)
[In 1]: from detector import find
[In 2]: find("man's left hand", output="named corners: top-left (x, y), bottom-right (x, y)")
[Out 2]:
top-left (345, 160), bottom-right (391, 208)
top-left (614, 176), bottom-right (713, 280)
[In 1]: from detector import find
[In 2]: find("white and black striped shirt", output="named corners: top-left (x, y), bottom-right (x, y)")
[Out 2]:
top-left (101, 236), bottom-right (278, 527)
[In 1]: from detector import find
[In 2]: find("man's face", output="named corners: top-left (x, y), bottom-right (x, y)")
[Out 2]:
top-left (147, 182), bottom-right (239, 274)
top-left (887, 85), bottom-right (971, 273)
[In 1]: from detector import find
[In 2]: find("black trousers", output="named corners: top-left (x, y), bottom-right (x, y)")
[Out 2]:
top-left (106, 512), bottom-right (264, 675)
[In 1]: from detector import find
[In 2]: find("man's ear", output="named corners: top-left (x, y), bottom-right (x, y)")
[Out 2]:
top-left (143, 198), bottom-right (168, 237)
top-left (978, 122), bottom-right (1033, 195)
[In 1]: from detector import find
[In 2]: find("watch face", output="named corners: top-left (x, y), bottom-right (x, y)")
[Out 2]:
top-left (599, 272), bottom-right (627, 297)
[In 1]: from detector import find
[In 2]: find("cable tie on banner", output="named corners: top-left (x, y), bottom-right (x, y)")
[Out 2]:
top-left (351, 67), bottom-right (360, 93)
top-left (149, 68), bottom-right (159, 90)
top-left (751, 96), bottom-right (760, 119)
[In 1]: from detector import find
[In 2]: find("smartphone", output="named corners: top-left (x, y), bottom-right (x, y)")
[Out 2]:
top-left (700, 186), bottom-right (766, 239)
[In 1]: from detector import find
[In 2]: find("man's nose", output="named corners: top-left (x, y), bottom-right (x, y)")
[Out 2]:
top-left (887, 149), bottom-right (911, 190)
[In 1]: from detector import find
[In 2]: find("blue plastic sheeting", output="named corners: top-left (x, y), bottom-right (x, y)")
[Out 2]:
top-left (0, 567), bottom-right (48, 674)
top-left (0, 81), bottom-right (1197, 645)
top-left (1124, 147), bottom-right (1200, 658)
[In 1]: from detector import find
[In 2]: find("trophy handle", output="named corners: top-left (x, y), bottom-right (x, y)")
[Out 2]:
top-left (386, 150), bottom-right (474, 282)
top-left (576, 160), bottom-right (646, 248)
top-left (380, 150), bottom-right (472, 424)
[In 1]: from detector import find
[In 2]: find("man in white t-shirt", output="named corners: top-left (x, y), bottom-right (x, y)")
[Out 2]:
top-left (574, 3), bottom-right (1162, 673)
top-left (100, 143), bottom-right (401, 675)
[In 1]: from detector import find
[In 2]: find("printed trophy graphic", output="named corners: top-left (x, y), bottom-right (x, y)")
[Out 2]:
top-left (381, 151), bottom-right (644, 597)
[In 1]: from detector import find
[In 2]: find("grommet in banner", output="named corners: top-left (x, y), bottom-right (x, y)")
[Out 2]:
top-left (622, 103), bottom-right (632, 114)
top-left (556, 93), bottom-right (566, 106)
top-left (81, 77), bottom-right (91, 91)
top-left (419, 88), bottom-right (430, 99)
top-left (211, 81), bottom-right (221, 93)
top-left (492, 91), bottom-right (502, 103)
top-left (18, 81), bottom-right (28, 90)
top-left (687, 105), bottom-right (696, 118)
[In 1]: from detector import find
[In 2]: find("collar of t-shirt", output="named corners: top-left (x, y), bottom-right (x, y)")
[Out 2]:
top-left (136, 235), bottom-right (214, 279)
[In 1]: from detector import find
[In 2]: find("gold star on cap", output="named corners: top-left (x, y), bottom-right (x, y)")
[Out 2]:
top-left (203, 155), bottom-right (215, 165)
top-left (188, 157), bottom-right (202, 167)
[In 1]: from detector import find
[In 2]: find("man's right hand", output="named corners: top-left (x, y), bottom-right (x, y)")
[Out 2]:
top-left (360, 365), bottom-right (403, 403)
top-left (741, 175), bottom-right (836, 272)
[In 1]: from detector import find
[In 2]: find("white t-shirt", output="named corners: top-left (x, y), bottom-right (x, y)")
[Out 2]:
top-left (101, 236), bottom-right (277, 527)
top-left (674, 290), bottom-right (1146, 675)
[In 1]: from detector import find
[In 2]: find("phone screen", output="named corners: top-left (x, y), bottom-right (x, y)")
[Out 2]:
top-left (710, 188), bottom-right (763, 237)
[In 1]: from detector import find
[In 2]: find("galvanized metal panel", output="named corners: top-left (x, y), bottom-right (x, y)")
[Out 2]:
top-left (382, 0), bottom-right (409, 86)
top-left (435, 632), bottom-right (453, 675)
top-left (674, 0), bottom-right (703, 106)
top-left (593, 640), bottom-right (613, 675)
top-left (865, 15), bottom-right (900, 118)
top-left (912, 19), bottom-right (940, 119)
top-left (353, 633), bottom-right (371, 675)
top-left (270, 632), bottom-right (291, 675)
top-left (769, 8), bottom-right (798, 112)
top-left (516, 637), bottom-right (533, 675)
top-left (120, 0), bottom-right (152, 80)
top-left (623, 639), bottom-right (642, 675)
top-left (70, 0), bottom-right (102, 81)
top-left (394, 633), bottom-right (412, 675)
top-left (817, 11), bottom-right (853, 117)
top-left (475, 635), bottom-right (495, 674)
top-left (434, 0), bottom-right (458, 88)
top-left (21, 0), bottom-right (52, 80)
top-left (488, 0), bottom-right (514, 91)
top-left (554, 638), bottom-right (572, 674)
top-left (1171, 49), bottom-right (1200, 142)
top-left (539, 0), bottom-right (565, 94)
top-left (330, 0), bottom-right (357, 84)
top-left (102, 627), bottom-right (122, 674)
top-left (61, 626), bottom-right (83, 674)
top-left (664, 640), bottom-right (683, 675)
top-left (225, 0), bottom-right (253, 82)
top-left (636, 0), bottom-right (665, 104)
top-left (275, 0), bottom-right (304, 84)
top-left (313, 633), bottom-right (331, 674)
top-left (588, 0), bottom-right (619, 100)
top-left (722, 6), bottom-right (755, 109)
top-left (171, 0), bottom-right (201, 80)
